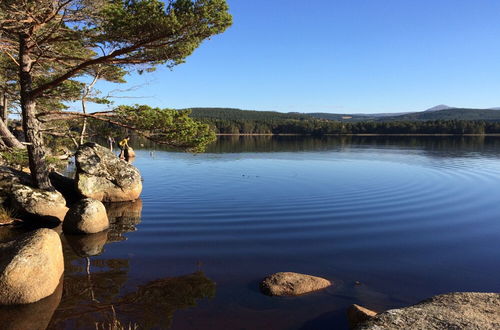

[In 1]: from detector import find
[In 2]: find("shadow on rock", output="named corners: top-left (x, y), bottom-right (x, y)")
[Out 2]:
top-left (0, 276), bottom-right (63, 330)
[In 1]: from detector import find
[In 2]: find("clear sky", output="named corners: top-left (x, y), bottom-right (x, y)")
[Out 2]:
top-left (90, 0), bottom-right (500, 114)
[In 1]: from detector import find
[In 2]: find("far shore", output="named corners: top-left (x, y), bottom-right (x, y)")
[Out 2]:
top-left (216, 133), bottom-right (500, 137)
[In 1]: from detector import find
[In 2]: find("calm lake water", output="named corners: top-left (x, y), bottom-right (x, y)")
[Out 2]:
top-left (15, 136), bottom-right (500, 329)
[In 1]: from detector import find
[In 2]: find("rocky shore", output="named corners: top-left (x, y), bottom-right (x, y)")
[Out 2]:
top-left (0, 142), bottom-right (142, 305)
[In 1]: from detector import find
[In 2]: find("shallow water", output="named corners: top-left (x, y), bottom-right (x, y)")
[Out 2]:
top-left (35, 136), bottom-right (500, 329)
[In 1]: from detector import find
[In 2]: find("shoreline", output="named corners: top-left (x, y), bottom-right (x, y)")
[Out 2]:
top-left (216, 133), bottom-right (500, 137)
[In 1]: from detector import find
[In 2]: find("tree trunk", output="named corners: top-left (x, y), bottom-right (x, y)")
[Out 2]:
top-left (19, 34), bottom-right (53, 190)
top-left (0, 118), bottom-right (25, 149)
top-left (0, 93), bottom-right (8, 122)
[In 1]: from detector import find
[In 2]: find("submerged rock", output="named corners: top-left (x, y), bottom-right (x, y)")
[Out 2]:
top-left (260, 272), bottom-right (331, 296)
top-left (355, 292), bottom-right (500, 330)
top-left (0, 228), bottom-right (64, 305)
top-left (63, 198), bottom-right (109, 234)
top-left (75, 143), bottom-right (142, 202)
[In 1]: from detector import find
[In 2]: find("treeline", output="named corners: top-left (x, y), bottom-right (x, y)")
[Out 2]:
top-left (197, 119), bottom-right (500, 135)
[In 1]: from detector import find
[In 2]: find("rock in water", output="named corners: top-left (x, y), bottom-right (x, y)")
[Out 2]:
top-left (347, 304), bottom-right (377, 328)
top-left (355, 292), bottom-right (500, 330)
top-left (0, 229), bottom-right (64, 305)
top-left (260, 272), bottom-right (331, 296)
top-left (63, 198), bottom-right (109, 234)
top-left (75, 142), bottom-right (142, 202)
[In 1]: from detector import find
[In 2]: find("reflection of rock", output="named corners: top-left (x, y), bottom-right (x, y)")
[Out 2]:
top-left (75, 143), bottom-right (142, 202)
top-left (0, 277), bottom-right (63, 330)
top-left (0, 229), bottom-right (64, 304)
top-left (63, 198), bottom-right (109, 234)
top-left (65, 230), bottom-right (109, 257)
top-left (260, 272), bottom-right (331, 296)
top-left (120, 271), bottom-right (216, 329)
top-left (105, 199), bottom-right (143, 242)
top-left (356, 292), bottom-right (500, 330)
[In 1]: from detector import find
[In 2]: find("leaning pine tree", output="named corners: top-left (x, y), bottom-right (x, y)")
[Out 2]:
top-left (0, 0), bottom-right (232, 190)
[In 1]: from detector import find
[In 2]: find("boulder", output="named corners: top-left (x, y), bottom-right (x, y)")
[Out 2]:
top-left (127, 147), bottom-right (136, 158)
top-left (355, 292), bottom-right (500, 330)
top-left (0, 166), bottom-right (31, 206)
top-left (347, 304), bottom-right (377, 329)
top-left (0, 228), bottom-right (64, 305)
top-left (0, 279), bottom-right (63, 330)
top-left (260, 272), bottom-right (331, 296)
top-left (10, 184), bottom-right (68, 223)
top-left (0, 166), bottom-right (68, 223)
top-left (75, 143), bottom-right (142, 202)
top-left (63, 198), bottom-right (109, 234)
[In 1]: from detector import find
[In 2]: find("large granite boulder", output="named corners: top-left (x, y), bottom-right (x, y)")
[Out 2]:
top-left (0, 229), bottom-right (64, 305)
top-left (10, 184), bottom-right (68, 223)
top-left (0, 167), bottom-right (68, 222)
top-left (0, 279), bottom-right (63, 330)
top-left (75, 143), bottom-right (142, 202)
top-left (355, 292), bottom-right (500, 330)
top-left (0, 166), bottom-right (31, 206)
top-left (260, 272), bottom-right (331, 296)
top-left (63, 198), bottom-right (109, 234)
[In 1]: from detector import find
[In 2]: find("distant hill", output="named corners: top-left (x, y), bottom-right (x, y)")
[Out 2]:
top-left (379, 108), bottom-right (500, 121)
top-left (309, 107), bottom-right (500, 122)
top-left (186, 106), bottom-right (500, 124)
top-left (188, 107), bottom-right (311, 121)
top-left (183, 107), bottom-right (500, 135)
top-left (424, 104), bottom-right (453, 112)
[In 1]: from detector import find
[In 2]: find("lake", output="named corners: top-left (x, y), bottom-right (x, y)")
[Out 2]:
top-left (39, 136), bottom-right (500, 329)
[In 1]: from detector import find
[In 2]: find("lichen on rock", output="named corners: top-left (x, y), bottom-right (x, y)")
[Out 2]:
top-left (75, 142), bottom-right (142, 202)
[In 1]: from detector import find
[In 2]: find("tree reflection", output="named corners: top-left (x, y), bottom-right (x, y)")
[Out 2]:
top-left (47, 199), bottom-right (215, 329)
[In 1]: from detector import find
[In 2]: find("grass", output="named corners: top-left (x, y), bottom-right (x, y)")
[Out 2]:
top-left (0, 206), bottom-right (15, 225)
top-left (94, 306), bottom-right (138, 330)
top-left (0, 149), bottom-right (29, 168)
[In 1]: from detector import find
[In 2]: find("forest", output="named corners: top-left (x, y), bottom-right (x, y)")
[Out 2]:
top-left (189, 108), bottom-right (500, 135)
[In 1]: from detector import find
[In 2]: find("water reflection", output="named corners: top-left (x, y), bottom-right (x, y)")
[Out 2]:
top-left (0, 278), bottom-right (63, 330)
top-left (105, 199), bottom-right (143, 242)
top-left (45, 199), bottom-right (216, 329)
top-left (65, 230), bottom-right (109, 257)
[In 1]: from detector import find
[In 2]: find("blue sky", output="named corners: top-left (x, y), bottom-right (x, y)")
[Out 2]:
top-left (88, 0), bottom-right (500, 114)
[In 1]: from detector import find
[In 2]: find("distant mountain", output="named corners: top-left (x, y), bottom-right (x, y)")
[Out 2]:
top-left (379, 108), bottom-right (500, 121)
top-left (424, 104), bottom-right (453, 112)
top-left (489, 107), bottom-right (500, 110)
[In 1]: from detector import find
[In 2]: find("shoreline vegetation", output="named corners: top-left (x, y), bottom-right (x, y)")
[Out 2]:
top-left (216, 133), bottom-right (500, 136)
